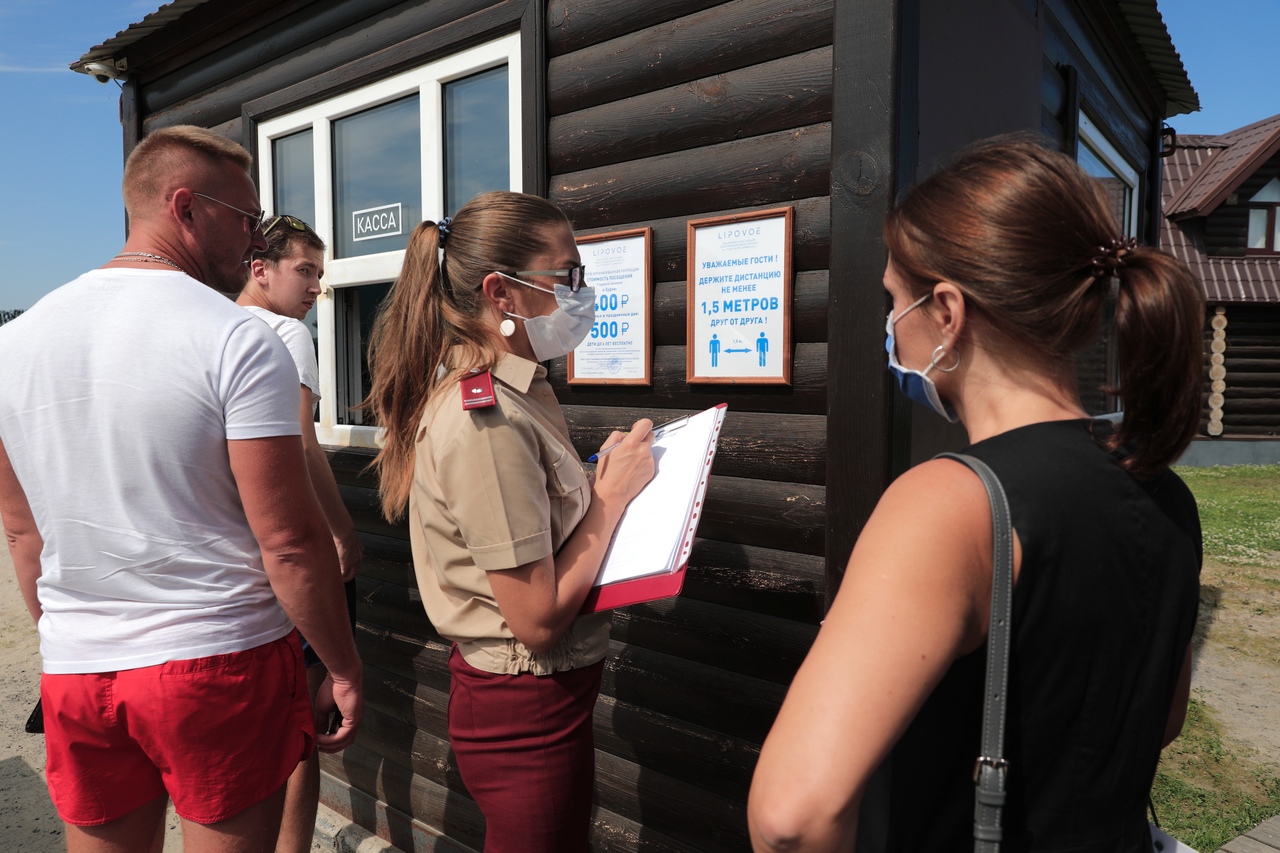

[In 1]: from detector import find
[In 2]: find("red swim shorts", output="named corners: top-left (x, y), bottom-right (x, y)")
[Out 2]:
top-left (42, 630), bottom-right (314, 826)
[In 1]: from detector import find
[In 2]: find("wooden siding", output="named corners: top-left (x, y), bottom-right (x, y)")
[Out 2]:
top-left (543, 3), bottom-right (833, 847)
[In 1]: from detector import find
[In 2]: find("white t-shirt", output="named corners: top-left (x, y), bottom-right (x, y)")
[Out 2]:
top-left (0, 269), bottom-right (302, 673)
top-left (242, 305), bottom-right (320, 400)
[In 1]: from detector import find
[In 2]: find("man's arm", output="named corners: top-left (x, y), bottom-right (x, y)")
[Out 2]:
top-left (0, 437), bottom-right (43, 625)
top-left (298, 388), bottom-right (362, 582)
top-left (227, 434), bottom-right (362, 752)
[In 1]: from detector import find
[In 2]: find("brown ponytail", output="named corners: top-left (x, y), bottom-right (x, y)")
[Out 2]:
top-left (362, 191), bottom-right (573, 521)
top-left (885, 134), bottom-right (1204, 478)
top-left (1106, 248), bottom-right (1204, 477)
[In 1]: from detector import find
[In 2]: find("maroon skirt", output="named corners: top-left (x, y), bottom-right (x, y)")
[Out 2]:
top-left (447, 644), bottom-right (603, 853)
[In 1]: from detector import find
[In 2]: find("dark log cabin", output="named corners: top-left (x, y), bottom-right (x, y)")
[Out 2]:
top-left (74, 1), bottom-right (1196, 849)
top-left (1161, 114), bottom-right (1280, 465)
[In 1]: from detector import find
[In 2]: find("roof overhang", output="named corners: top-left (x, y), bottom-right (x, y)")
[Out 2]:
top-left (69, 0), bottom-right (214, 80)
top-left (1111, 0), bottom-right (1199, 118)
top-left (72, 0), bottom-right (1199, 123)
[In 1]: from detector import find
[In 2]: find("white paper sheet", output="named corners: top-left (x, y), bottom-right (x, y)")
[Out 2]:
top-left (593, 406), bottom-right (724, 586)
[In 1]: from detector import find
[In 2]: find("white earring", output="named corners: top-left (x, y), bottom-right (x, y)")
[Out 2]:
top-left (500, 317), bottom-right (516, 337)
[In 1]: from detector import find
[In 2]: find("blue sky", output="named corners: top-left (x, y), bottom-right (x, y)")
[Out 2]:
top-left (0, 0), bottom-right (1276, 311)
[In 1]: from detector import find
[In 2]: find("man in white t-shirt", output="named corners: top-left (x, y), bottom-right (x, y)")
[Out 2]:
top-left (238, 214), bottom-right (363, 853)
top-left (0, 125), bottom-right (363, 853)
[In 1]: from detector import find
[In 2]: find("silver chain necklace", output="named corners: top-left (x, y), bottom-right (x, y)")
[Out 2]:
top-left (113, 251), bottom-right (185, 272)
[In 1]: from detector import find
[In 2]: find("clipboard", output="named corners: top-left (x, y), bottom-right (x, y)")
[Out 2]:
top-left (581, 403), bottom-right (727, 612)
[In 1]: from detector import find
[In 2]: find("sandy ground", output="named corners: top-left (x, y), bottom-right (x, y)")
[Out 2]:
top-left (1189, 557), bottom-right (1280, 770)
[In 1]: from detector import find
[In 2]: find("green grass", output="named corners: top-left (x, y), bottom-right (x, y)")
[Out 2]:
top-left (1175, 465), bottom-right (1280, 567)
top-left (1151, 696), bottom-right (1280, 852)
top-left (1154, 465), bottom-right (1280, 850)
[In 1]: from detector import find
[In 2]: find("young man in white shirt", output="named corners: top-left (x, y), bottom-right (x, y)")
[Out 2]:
top-left (238, 214), bottom-right (363, 853)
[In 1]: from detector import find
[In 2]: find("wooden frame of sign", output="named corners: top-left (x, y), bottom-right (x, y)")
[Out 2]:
top-left (685, 206), bottom-right (793, 385)
top-left (568, 227), bottom-right (653, 386)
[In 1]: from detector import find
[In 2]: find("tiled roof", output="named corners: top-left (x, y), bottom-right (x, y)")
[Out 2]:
top-left (1161, 121), bottom-right (1280, 304)
top-left (1166, 114), bottom-right (1280, 218)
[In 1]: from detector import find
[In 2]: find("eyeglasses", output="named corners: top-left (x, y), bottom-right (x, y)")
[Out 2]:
top-left (262, 214), bottom-right (317, 238)
top-left (515, 266), bottom-right (587, 292)
top-left (192, 191), bottom-right (268, 233)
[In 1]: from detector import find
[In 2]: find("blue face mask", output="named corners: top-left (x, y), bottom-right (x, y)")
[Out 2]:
top-left (885, 292), bottom-right (960, 423)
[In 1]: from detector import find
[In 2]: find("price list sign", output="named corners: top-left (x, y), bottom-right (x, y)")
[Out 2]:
top-left (569, 228), bottom-right (652, 385)
top-left (686, 207), bottom-right (793, 385)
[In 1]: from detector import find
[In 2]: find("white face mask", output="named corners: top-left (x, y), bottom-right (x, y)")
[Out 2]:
top-left (496, 271), bottom-right (596, 362)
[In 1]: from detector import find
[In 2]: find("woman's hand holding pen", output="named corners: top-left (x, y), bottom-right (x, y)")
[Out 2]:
top-left (592, 419), bottom-right (656, 509)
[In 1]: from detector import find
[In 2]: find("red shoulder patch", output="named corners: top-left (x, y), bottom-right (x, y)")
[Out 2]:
top-left (460, 371), bottom-right (496, 410)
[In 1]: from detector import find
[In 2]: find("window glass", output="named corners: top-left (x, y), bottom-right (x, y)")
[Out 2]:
top-left (1248, 209), bottom-right (1269, 249)
top-left (334, 96), bottom-right (422, 259)
top-left (1250, 176), bottom-right (1280, 203)
top-left (272, 129), bottom-right (321, 385)
top-left (272, 130), bottom-right (316, 225)
top-left (444, 66), bottom-right (510, 214)
top-left (336, 282), bottom-right (393, 425)
top-left (1075, 114), bottom-right (1138, 417)
top-left (1077, 142), bottom-right (1132, 236)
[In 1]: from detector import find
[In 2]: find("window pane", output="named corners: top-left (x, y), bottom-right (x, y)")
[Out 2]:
top-left (1250, 176), bottom-right (1280, 203)
top-left (336, 282), bottom-right (393, 425)
top-left (444, 66), bottom-right (509, 215)
top-left (333, 96), bottom-right (422, 258)
top-left (271, 129), bottom-right (320, 416)
top-left (1249, 209), bottom-right (1268, 249)
top-left (1077, 142), bottom-right (1132, 235)
top-left (1274, 211), bottom-right (1280, 252)
top-left (272, 130), bottom-right (316, 226)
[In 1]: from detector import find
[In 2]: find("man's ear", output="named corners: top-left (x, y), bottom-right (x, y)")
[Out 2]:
top-left (170, 187), bottom-right (197, 229)
top-left (250, 258), bottom-right (270, 287)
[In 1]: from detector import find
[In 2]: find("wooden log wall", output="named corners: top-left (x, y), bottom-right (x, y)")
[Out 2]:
top-left (1201, 305), bottom-right (1280, 437)
top-left (543, 1), bottom-right (833, 847)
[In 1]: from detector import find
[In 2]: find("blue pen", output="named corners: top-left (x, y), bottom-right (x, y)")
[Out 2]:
top-left (587, 415), bottom-right (690, 463)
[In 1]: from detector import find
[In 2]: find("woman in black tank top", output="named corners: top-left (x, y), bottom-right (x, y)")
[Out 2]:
top-left (749, 136), bottom-right (1205, 853)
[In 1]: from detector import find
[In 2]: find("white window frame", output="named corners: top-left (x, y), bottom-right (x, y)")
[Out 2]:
top-left (257, 34), bottom-right (523, 447)
top-left (1077, 110), bottom-right (1140, 237)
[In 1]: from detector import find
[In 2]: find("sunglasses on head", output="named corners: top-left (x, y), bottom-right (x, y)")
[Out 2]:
top-left (262, 214), bottom-right (318, 238)
top-left (515, 266), bottom-right (588, 292)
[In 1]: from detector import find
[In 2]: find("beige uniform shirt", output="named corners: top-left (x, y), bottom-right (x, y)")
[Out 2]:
top-left (407, 353), bottom-right (611, 675)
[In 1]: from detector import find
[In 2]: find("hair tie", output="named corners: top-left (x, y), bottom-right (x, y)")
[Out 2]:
top-left (436, 216), bottom-right (453, 244)
top-left (1091, 236), bottom-right (1138, 278)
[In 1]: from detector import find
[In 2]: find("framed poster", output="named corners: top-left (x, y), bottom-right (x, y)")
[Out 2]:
top-left (686, 207), bottom-right (793, 384)
top-left (569, 228), bottom-right (652, 385)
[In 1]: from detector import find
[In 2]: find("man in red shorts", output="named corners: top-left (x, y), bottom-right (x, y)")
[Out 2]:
top-left (0, 125), bottom-right (362, 852)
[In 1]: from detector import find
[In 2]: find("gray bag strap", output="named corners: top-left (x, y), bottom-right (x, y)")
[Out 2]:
top-left (936, 452), bottom-right (1014, 853)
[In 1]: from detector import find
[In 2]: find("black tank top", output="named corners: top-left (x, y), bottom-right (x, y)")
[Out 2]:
top-left (857, 419), bottom-right (1201, 853)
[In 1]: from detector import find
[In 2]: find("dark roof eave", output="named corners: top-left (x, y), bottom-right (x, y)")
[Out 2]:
top-left (76, 0), bottom-right (1200, 120)
top-left (68, 0), bottom-right (214, 77)
top-left (1114, 0), bottom-right (1200, 118)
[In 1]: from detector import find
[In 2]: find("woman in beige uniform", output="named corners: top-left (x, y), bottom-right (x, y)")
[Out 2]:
top-left (363, 191), bottom-right (655, 853)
